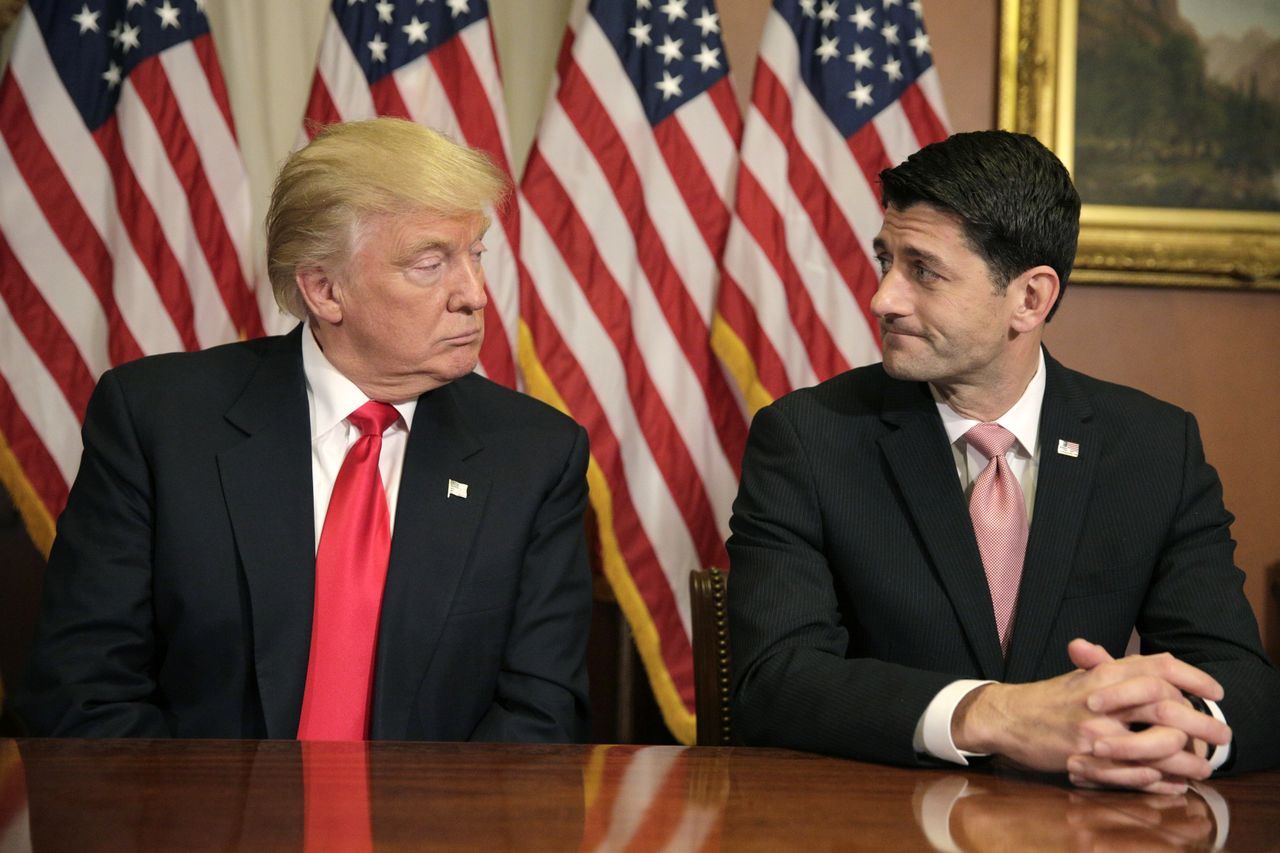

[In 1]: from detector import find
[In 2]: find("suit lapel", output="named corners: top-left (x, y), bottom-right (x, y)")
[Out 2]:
top-left (878, 379), bottom-right (1006, 680)
top-left (371, 380), bottom-right (489, 738)
top-left (1005, 356), bottom-right (1097, 681)
top-left (216, 327), bottom-right (316, 738)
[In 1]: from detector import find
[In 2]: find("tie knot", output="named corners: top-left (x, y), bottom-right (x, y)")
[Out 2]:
top-left (347, 401), bottom-right (399, 437)
top-left (964, 423), bottom-right (1016, 461)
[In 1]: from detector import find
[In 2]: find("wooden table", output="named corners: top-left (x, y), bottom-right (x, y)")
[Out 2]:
top-left (2, 738), bottom-right (1277, 850)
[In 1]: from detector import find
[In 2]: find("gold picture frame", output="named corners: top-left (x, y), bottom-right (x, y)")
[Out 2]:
top-left (998, 0), bottom-right (1280, 289)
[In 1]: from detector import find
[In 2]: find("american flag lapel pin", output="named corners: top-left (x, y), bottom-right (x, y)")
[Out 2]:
top-left (447, 479), bottom-right (469, 499)
top-left (1057, 439), bottom-right (1080, 458)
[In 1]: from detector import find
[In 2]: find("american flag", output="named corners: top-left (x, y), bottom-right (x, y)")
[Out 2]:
top-left (0, 0), bottom-right (265, 556)
top-left (579, 745), bottom-right (726, 851)
top-left (714, 0), bottom-right (949, 409)
top-left (300, 0), bottom-right (522, 389)
top-left (519, 0), bottom-right (746, 744)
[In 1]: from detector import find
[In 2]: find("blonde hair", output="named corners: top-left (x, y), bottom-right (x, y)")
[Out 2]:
top-left (266, 118), bottom-right (510, 319)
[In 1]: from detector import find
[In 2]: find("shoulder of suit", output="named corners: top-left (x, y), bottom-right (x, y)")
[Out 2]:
top-left (101, 334), bottom-right (294, 409)
top-left (1048, 359), bottom-right (1192, 423)
top-left (446, 372), bottom-right (584, 436)
top-left (768, 362), bottom-right (894, 417)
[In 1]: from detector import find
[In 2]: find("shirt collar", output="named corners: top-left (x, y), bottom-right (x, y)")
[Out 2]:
top-left (934, 348), bottom-right (1046, 457)
top-left (301, 323), bottom-right (416, 438)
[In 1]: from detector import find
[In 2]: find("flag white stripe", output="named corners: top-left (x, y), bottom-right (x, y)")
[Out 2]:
top-left (457, 23), bottom-right (514, 159)
top-left (0, 139), bottom-right (111, 381)
top-left (392, 45), bottom-right (520, 382)
top-left (13, 19), bottom-right (183, 356)
top-left (0, 293), bottom-right (82, 485)
top-left (316, 14), bottom-right (377, 120)
top-left (160, 42), bottom-right (257, 286)
top-left (520, 195), bottom-right (700, 631)
top-left (873, 99), bottom-right (923, 169)
top-left (573, 18), bottom-right (722, 321)
top-left (537, 97), bottom-right (736, 531)
top-left (115, 82), bottom-right (237, 349)
top-left (721, 213), bottom-right (820, 392)
top-left (674, 92), bottom-right (739, 207)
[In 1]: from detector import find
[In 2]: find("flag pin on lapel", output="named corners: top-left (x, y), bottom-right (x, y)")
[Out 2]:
top-left (447, 479), bottom-right (469, 499)
top-left (1057, 439), bottom-right (1080, 458)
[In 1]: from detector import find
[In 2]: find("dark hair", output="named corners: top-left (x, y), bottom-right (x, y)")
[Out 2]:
top-left (878, 131), bottom-right (1080, 320)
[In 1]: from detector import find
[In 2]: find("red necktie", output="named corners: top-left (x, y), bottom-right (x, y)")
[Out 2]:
top-left (964, 423), bottom-right (1028, 654)
top-left (297, 401), bottom-right (399, 741)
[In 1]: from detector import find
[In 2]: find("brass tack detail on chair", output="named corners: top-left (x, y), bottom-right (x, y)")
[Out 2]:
top-left (691, 567), bottom-right (732, 745)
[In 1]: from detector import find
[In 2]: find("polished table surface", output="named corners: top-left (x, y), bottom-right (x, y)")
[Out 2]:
top-left (1, 738), bottom-right (1278, 851)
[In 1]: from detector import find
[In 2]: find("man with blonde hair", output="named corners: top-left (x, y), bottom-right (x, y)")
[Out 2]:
top-left (18, 119), bottom-right (593, 742)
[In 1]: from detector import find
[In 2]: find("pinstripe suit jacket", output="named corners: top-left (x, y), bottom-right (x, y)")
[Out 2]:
top-left (728, 352), bottom-right (1280, 773)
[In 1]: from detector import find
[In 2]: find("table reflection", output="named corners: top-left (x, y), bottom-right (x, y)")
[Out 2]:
top-left (1, 738), bottom-right (1269, 851)
top-left (912, 774), bottom-right (1226, 852)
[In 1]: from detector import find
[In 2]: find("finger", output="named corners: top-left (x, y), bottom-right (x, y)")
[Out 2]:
top-left (1068, 637), bottom-right (1115, 671)
top-left (1090, 731), bottom-right (1216, 781)
top-left (1101, 700), bottom-right (1233, 748)
top-left (1066, 755), bottom-right (1166, 791)
top-left (1140, 654), bottom-right (1225, 702)
top-left (1091, 725), bottom-right (1188, 763)
top-left (1086, 675), bottom-right (1182, 713)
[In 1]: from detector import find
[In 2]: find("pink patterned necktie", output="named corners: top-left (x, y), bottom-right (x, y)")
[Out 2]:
top-left (298, 401), bottom-right (399, 741)
top-left (964, 423), bottom-right (1028, 655)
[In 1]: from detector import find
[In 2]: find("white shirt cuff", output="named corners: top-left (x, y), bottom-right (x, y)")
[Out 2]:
top-left (1204, 698), bottom-right (1231, 771)
top-left (913, 679), bottom-right (996, 764)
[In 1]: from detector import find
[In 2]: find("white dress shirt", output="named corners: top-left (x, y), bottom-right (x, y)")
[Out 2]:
top-left (911, 349), bottom-right (1229, 770)
top-left (301, 324), bottom-right (416, 551)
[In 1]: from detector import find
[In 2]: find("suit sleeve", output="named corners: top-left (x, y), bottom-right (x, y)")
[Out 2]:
top-left (728, 403), bottom-right (954, 766)
top-left (470, 424), bottom-right (592, 743)
top-left (14, 369), bottom-right (171, 736)
top-left (1137, 411), bottom-right (1280, 775)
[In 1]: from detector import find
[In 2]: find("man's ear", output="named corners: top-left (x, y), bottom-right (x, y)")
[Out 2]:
top-left (295, 267), bottom-right (343, 325)
top-left (1009, 265), bottom-right (1059, 333)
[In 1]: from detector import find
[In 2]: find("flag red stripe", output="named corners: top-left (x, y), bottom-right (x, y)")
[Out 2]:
top-left (555, 57), bottom-right (742, 510)
top-left (424, 36), bottom-right (520, 388)
top-left (128, 60), bottom-right (265, 339)
top-left (523, 149), bottom-right (727, 570)
top-left (93, 114), bottom-right (201, 352)
top-left (0, 233), bottom-right (95, 421)
top-left (651, 117), bottom-right (746, 475)
top-left (0, 373), bottom-right (69, 519)
top-left (755, 63), bottom-right (881, 336)
top-left (716, 273), bottom-right (790, 402)
top-left (521, 285), bottom-right (694, 702)
top-left (302, 75), bottom-right (343, 138)
top-left (733, 168), bottom-right (849, 382)
top-left (368, 74), bottom-right (411, 119)
top-left (898, 81), bottom-right (948, 152)
top-left (427, 33), bottom-right (515, 178)
top-left (706, 74), bottom-right (743, 141)
top-left (191, 34), bottom-right (237, 143)
top-left (0, 77), bottom-right (144, 366)
top-left (846, 120), bottom-right (893, 206)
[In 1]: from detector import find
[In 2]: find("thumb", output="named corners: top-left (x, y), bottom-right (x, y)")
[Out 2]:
top-left (1068, 638), bottom-right (1114, 671)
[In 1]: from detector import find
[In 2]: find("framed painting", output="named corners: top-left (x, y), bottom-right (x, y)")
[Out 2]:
top-left (998, 0), bottom-right (1280, 289)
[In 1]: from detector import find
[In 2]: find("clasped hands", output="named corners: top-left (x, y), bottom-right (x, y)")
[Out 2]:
top-left (952, 638), bottom-right (1232, 794)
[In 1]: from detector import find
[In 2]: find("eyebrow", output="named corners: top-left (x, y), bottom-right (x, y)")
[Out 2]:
top-left (396, 223), bottom-right (491, 265)
top-left (872, 237), bottom-right (945, 267)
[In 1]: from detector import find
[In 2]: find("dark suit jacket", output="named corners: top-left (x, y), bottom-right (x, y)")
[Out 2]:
top-left (728, 353), bottom-right (1280, 773)
top-left (16, 327), bottom-right (592, 741)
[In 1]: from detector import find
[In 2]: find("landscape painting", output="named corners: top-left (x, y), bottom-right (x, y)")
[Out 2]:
top-left (1073, 0), bottom-right (1280, 212)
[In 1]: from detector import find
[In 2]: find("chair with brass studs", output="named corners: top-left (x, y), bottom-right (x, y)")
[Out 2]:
top-left (689, 566), bottom-right (732, 745)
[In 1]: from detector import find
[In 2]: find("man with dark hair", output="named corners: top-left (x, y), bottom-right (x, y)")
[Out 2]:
top-left (17, 119), bottom-right (592, 742)
top-left (728, 130), bottom-right (1280, 790)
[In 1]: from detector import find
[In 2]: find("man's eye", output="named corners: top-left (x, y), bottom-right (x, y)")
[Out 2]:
top-left (913, 263), bottom-right (938, 282)
top-left (875, 255), bottom-right (890, 276)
